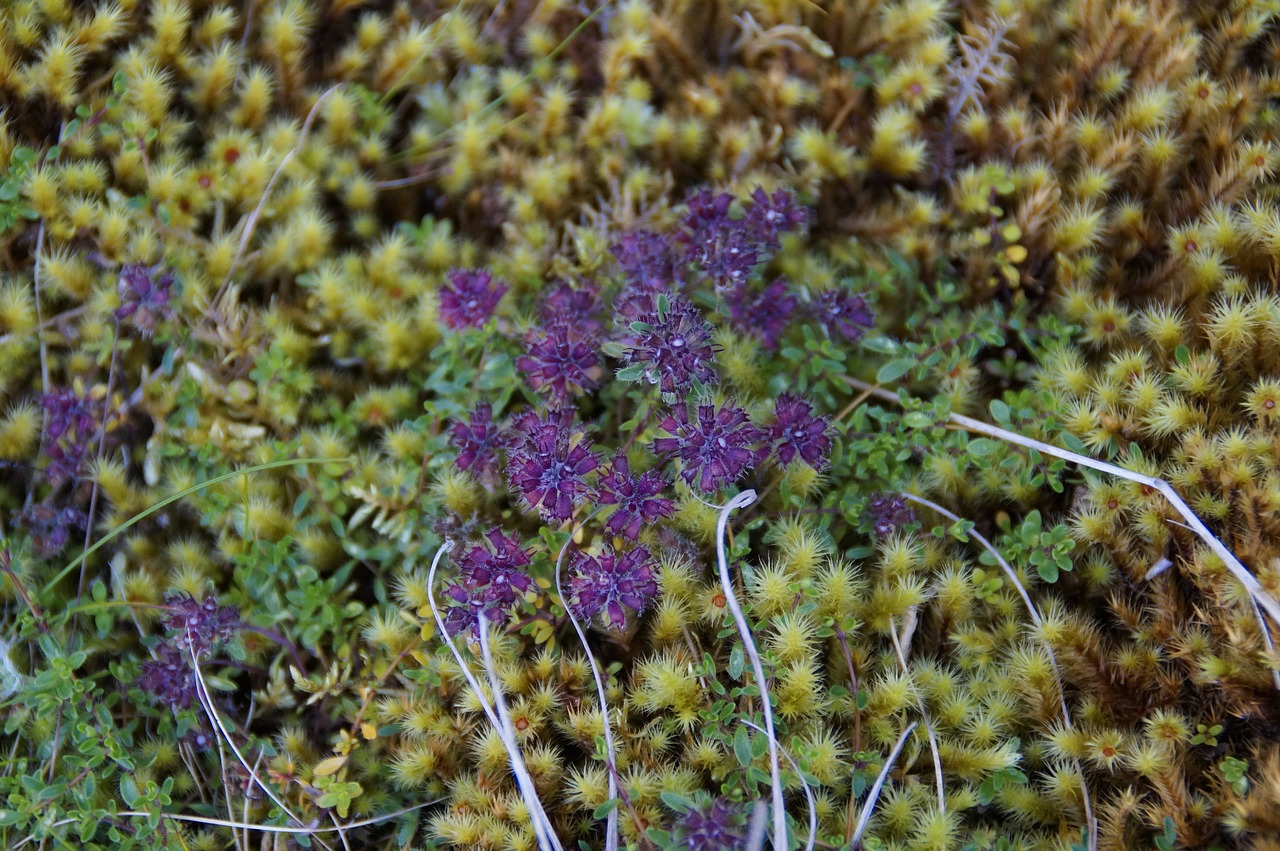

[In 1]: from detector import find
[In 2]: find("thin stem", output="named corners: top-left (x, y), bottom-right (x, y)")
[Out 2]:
top-left (713, 489), bottom-right (787, 850)
top-left (77, 317), bottom-right (122, 603)
top-left (839, 375), bottom-right (1280, 631)
top-left (835, 383), bottom-right (878, 423)
top-left (44, 457), bottom-right (351, 598)
top-left (188, 647), bottom-right (314, 834)
top-left (887, 615), bottom-right (945, 813)
top-left (850, 721), bottom-right (918, 845)
top-left (28, 222), bottom-right (50, 511)
top-left (426, 544), bottom-right (562, 851)
top-left (0, 543), bottom-right (48, 633)
top-left (900, 491), bottom-right (1097, 851)
top-left (554, 508), bottom-right (628, 851)
top-left (476, 615), bottom-right (564, 851)
top-left (741, 719), bottom-right (816, 851)
top-left (211, 85), bottom-right (341, 315)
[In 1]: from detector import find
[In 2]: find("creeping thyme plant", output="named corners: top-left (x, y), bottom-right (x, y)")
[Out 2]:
top-left (5, 1), bottom-right (1280, 849)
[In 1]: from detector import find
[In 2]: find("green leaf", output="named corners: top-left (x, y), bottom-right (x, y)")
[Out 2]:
top-left (660, 791), bottom-right (696, 813)
top-left (876, 358), bottom-right (915, 383)
top-left (734, 725), bottom-right (753, 766)
top-left (901, 411), bottom-right (933, 429)
top-left (860, 334), bottom-right (899, 355)
top-left (728, 645), bottom-right (745, 680)
top-left (967, 438), bottom-right (1003, 456)
top-left (989, 399), bottom-right (1011, 424)
top-left (120, 775), bottom-right (139, 807)
top-left (592, 798), bottom-right (620, 820)
top-left (615, 364), bottom-right (646, 382)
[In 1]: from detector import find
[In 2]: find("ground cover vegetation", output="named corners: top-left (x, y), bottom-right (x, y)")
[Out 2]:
top-left (2, 0), bottom-right (1280, 848)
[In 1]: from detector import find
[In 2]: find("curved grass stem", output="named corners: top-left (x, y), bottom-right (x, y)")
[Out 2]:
top-left (712, 489), bottom-right (788, 850)
top-left (426, 542), bottom-right (563, 851)
top-left (901, 491), bottom-right (1098, 851)
top-left (554, 508), bottom-right (627, 851)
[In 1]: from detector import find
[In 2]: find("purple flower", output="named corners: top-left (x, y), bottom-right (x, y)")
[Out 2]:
top-left (744, 186), bottom-right (808, 251)
top-left (816, 288), bottom-right (874, 342)
top-left (137, 645), bottom-right (199, 712)
top-left (727, 277), bottom-right (797, 350)
top-left (769, 393), bottom-right (832, 469)
top-left (612, 229), bottom-right (683, 293)
top-left (439, 269), bottom-right (506, 330)
top-left (621, 295), bottom-right (718, 398)
top-left (542, 281), bottom-right (603, 339)
top-left (681, 189), bottom-right (735, 238)
top-left (505, 406), bottom-right (576, 450)
top-left (516, 323), bottom-right (602, 400)
top-left (115, 263), bottom-right (176, 336)
top-left (162, 593), bottom-right (242, 660)
top-left (18, 502), bottom-right (84, 558)
top-left (442, 529), bottom-right (535, 636)
top-left (595, 454), bottom-right (674, 540)
top-left (450, 403), bottom-right (502, 481)
top-left (679, 189), bottom-right (761, 293)
top-left (652, 402), bottom-right (764, 493)
top-left (506, 411), bottom-right (601, 521)
top-left (692, 227), bottom-right (759, 293)
top-left (673, 797), bottom-right (748, 850)
top-left (568, 546), bottom-right (659, 628)
top-left (41, 387), bottom-right (115, 483)
top-left (867, 493), bottom-right (917, 537)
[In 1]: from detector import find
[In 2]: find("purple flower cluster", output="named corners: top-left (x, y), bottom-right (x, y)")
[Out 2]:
top-left (439, 269), bottom-right (506, 329)
top-left (817, 288), bottom-right (875, 342)
top-left (505, 410), bottom-right (600, 521)
top-left (673, 797), bottom-right (749, 850)
top-left (621, 295), bottom-right (718, 398)
top-left (541, 281), bottom-right (603, 338)
top-left (867, 493), bottom-right (917, 537)
top-left (595, 454), bottom-right (674, 540)
top-left (137, 645), bottom-right (200, 712)
top-left (442, 529), bottom-right (535, 637)
top-left (675, 186), bottom-right (809, 297)
top-left (137, 594), bottom-right (242, 713)
top-left (653, 402), bottom-right (764, 493)
top-left (433, 188), bottom-right (851, 562)
top-left (726, 277), bottom-right (798, 351)
top-left (41, 386), bottom-right (114, 483)
top-left (449, 402), bottom-right (502, 482)
top-left (679, 189), bottom-right (761, 294)
top-left (769, 394), bottom-right (833, 469)
top-left (115, 263), bottom-right (176, 337)
top-left (517, 322), bottom-right (602, 400)
top-left (18, 502), bottom-right (85, 558)
top-left (611, 230), bottom-right (683, 294)
top-left (567, 546), bottom-right (658, 629)
top-left (744, 186), bottom-right (809, 251)
top-left (162, 593), bottom-right (242, 660)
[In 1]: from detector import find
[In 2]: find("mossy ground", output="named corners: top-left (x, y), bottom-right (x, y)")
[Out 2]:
top-left (2, 1), bottom-right (1280, 849)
